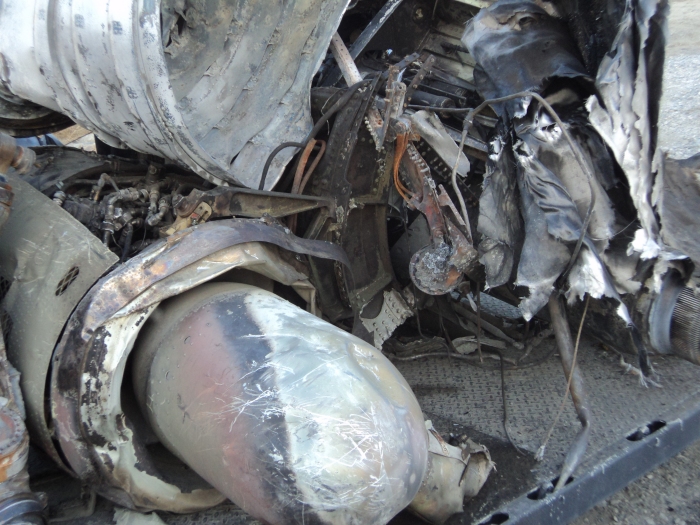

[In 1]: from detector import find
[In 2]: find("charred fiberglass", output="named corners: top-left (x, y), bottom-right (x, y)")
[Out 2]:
top-left (0, 0), bottom-right (697, 524)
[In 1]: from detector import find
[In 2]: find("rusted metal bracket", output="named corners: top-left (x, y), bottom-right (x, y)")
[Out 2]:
top-left (399, 138), bottom-right (478, 295)
top-left (0, 132), bottom-right (35, 175)
top-left (174, 186), bottom-right (336, 221)
top-left (405, 54), bottom-right (436, 107)
top-left (50, 219), bottom-right (352, 511)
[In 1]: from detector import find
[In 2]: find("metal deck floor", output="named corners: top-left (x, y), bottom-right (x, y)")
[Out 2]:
top-left (392, 337), bottom-right (700, 523)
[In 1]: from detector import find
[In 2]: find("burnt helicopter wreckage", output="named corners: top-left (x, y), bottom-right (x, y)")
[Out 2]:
top-left (0, 0), bottom-right (698, 523)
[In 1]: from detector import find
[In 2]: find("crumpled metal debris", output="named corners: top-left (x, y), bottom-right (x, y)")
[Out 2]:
top-left (586, 0), bottom-right (669, 260)
top-left (408, 111), bottom-right (471, 178)
top-left (463, 0), bottom-right (591, 118)
top-left (653, 154), bottom-right (700, 268)
top-left (463, 0), bottom-right (653, 322)
top-left (408, 421), bottom-right (493, 525)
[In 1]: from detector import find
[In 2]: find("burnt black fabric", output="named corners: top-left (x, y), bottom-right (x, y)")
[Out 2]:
top-left (477, 123), bottom-right (523, 288)
top-left (464, 0), bottom-right (590, 116)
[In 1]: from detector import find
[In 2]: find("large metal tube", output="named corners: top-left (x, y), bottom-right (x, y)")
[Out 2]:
top-left (132, 283), bottom-right (429, 525)
top-left (0, 0), bottom-right (348, 188)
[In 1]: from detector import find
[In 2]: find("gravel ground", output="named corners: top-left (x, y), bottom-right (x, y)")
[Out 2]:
top-left (573, 1), bottom-right (700, 523)
top-left (657, 0), bottom-right (700, 159)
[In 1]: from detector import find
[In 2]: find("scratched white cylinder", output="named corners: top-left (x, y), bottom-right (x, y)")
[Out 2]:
top-left (132, 283), bottom-right (429, 525)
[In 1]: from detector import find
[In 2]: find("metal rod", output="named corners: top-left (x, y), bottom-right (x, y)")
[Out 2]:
top-left (323, 0), bottom-right (405, 86)
top-left (547, 294), bottom-right (591, 492)
top-left (329, 32), bottom-right (363, 86)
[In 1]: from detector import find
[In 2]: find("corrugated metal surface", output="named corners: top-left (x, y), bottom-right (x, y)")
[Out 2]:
top-left (0, 0), bottom-right (348, 188)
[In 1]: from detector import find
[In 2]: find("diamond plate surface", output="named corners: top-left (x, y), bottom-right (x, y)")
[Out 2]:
top-left (394, 337), bottom-right (700, 481)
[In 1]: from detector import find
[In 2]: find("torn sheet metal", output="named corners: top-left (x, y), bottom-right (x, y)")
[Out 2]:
top-left (477, 126), bottom-right (523, 289)
top-left (512, 148), bottom-right (570, 319)
top-left (133, 283), bottom-right (429, 524)
top-left (408, 421), bottom-right (493, 525)
top-left (0, 173), bottom-right (117, 466)
top-left (653, 154), bottom-right (700, 268)
top-left (586, 0), bottom-right (669, 259)
top-left (0, 0), bottom-right (348, 188)
top-left (409, 110), bottom-right (471, 178)
top-left (361, 289), bottom-right (413, 348)
top-left (464, 0), bottom-right (639, 321)
top-left (513, 114), bottom-right (632, 320)
top-left (518, 109), bottom-right (617, 252)
top-left (49, 220), bottom-right (352, 511)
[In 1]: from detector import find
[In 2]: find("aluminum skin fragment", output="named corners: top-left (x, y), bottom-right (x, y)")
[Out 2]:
top-left (585, 0), bottom-right (669, 260)
top-left (408, 421), bottom-right (493, 525)
top-left (462, 0), bottom-right (591, 118)
top-left (512, 148), bottom-right (570, 320)
top-left (464, 0), bottom-right (639, 321)
top-left (477, 127), bottom-right (523, 290)
top-left (653, 154), bottom-right (700, 268)
top-left (409, 110), bottom-right (471, 178)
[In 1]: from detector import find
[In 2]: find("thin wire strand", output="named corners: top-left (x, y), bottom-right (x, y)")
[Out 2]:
top-left (450, 125), bottom-right (473, 240)
top-left (441, 329), bottom-right (523, 454)
top-left (393, 133), bottom-right (414, 201)
top-left (476, 284), bottom-right (483, 362)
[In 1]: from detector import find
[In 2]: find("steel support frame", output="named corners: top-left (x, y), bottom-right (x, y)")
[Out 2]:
top-left (471, 392), bottom-right (700, 525)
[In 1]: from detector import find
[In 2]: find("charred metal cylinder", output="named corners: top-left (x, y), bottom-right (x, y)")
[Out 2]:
top-left (132, 283), bottom-right (429, 525)
top-left (648, 273), bottom-right (700, 365)
top-left (0, 0), bottom-right (347, 188)
top-left (0, 133), bottom-right (35, 176)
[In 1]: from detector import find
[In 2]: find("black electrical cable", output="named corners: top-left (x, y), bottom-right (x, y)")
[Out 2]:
top-left (120, 223), bottom-right (134, 263)
top-left (258, 142), bottom-right (306, 191)
top-left (258, 79), bottom-right (373, 191)
top-left (429, 333), bottom-right (525, 455)
top-left (388, 341), bottom-right (532, 455)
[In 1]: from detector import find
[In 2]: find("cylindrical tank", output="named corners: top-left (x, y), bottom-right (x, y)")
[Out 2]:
top-left (0, 0), bottom-right (348, 188)
top-left (132, 282), bottom-right (429, 525)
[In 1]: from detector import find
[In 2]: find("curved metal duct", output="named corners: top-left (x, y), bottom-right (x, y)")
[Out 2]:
top-left (0, 0), bottom-right (348, 188)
